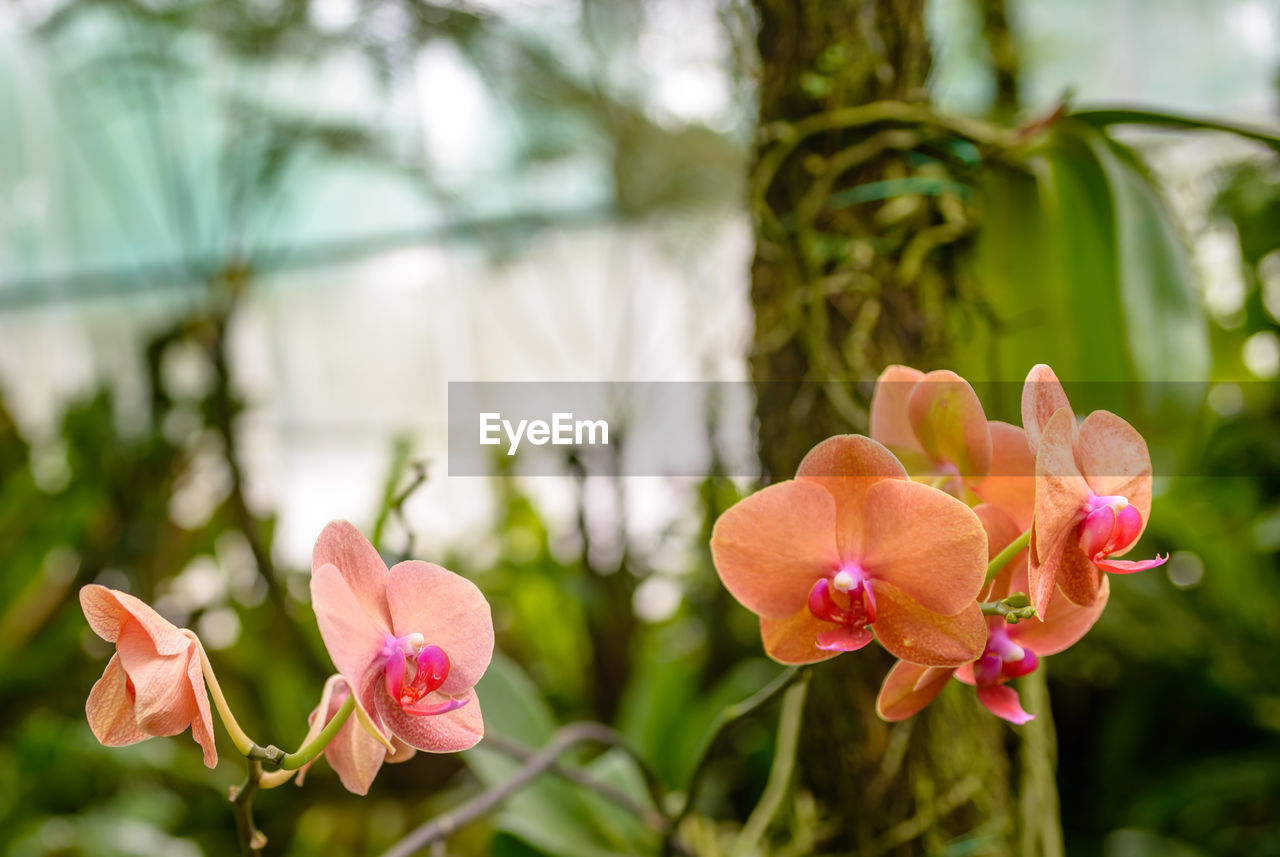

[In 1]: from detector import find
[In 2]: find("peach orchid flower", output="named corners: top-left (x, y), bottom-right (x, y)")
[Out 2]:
top-left (1021, 364), bottom-right (1167, 614)
top-left (711, 435), bottom-right (987, 667)
top-left (870, 366), bottom-right (1036, 527)
top-left (80, 584), bottom-right (217, 767)
top-left (309, 521), bottom-right (494, 759)
top-left (876, 504), bottom-right (1109, 724)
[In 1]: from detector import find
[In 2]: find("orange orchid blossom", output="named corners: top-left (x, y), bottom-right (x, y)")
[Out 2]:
top-left (1021, 365), bottom-right (1167, 614)
top-left (711, 435), bottom-right (988, 667)
top-left (870, 366), bottom-right (1036, 529)
top-left (876, 505), bottom-right (1109, 724)
top-left (79, 585), bottom-right (218, 767)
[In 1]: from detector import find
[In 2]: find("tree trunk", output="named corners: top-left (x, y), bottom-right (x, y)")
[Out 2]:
top-left (748, 1), bottom-right (1059, 854)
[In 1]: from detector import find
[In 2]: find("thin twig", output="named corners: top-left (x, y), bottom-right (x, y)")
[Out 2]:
top-left (377, 723), bottom-right (663, 857)
top-left (482, 733), bottom-right (666, 830)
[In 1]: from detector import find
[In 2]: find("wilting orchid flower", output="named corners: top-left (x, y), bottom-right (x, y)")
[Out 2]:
top-left (711, 435), bottom-right (987, 667)
top-left (310, 521), bottom-right (494, 758)
top-left (1022, 364), bottom-right (1167, 613)
top-left (876, 505), bottom-right (1109, 724)
top-left (870, 366), bottom-right (1036, 527)
top-left (79, 584), bottom-right (217, 767)
top-left (295, 675), bottom-right (418, 795)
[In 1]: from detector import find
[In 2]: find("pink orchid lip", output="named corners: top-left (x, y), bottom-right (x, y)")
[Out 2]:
top-left (1078, 494), bottom-right (1148, 560)
top-left (975, 626), bottom-right (1039, 686)
top-left (380, 635), bottom-right (469, 717)
top-left (807, 562), bottom-right (877, 652)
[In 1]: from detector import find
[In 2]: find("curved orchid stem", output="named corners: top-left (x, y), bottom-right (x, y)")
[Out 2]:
top-left (668, 665), bottom-right (805, 843)
top-left (985, 529), bottom-right (1031, 585)
top-left (734, 676), bottom-right (810, 855)
top-left (278, 693), bottom-right (354, 770)
top-left (181, 629), bottom-right (256, 756)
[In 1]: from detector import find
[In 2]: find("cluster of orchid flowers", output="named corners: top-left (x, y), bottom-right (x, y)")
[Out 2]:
top-left (78, 362), bottom-right (1164, 814)
top-left (81, 520), bottom-right (494, 794)
top-left (711, 364), bottom-right (1166, 723)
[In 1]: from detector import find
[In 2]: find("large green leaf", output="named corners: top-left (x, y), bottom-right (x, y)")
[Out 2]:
top-left (965, 119), bottom-right (1209, 410)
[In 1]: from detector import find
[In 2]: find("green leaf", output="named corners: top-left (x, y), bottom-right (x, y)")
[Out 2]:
top-left (1082, 131), bottom-right (1211, 392)
top-left (965, 120), bottom-right (1209, 411)
top-left (1073, 106), bottom-right (1280, 150)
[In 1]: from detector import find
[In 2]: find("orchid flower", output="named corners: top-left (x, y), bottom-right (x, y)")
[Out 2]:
top-left (1021, 364), bottom-right (1167, 614)
top-left (870, 366), bottom-right (1036, 527)
top-left (876, 505), bottom-right (1109, 724)
top-left (79, 585), bottom-right (218, 767)
top-left (711, 435), bottom-right (988, 667)
top-left (309, 521), bottom-right (494, 759)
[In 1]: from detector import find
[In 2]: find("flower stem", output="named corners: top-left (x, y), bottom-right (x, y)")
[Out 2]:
top-left (182, 629), bottom-right (256, 756)
top-left (278, 693), bottom-right (354, 770)
top-left (670, 665), bottom-right (805, 837)
top-left (985, 529), bottom-right (1031, 585)
top-left (230, 759), bottom-right (267, 855)
top-left (734, 675), bottom-right (810, 855)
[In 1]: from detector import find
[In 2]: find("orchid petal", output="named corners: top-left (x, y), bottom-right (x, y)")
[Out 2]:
top-left (1077, 411), bottom-right (1153, 546)
top-left (1033, 410), bottom-right (1090, 566)
top-left (815, 625), bottom-right (874, 652)
top-left (1057, 541), bottom-right (1104, 607)
top-left (710, 480), bottom-right (840, 618)
top-left (973, 654), bottom-right (1002, 686)
top-left (974, 504), bottom-right (1025, 601)
top-left (1021, 364), bottom-right (1074, 457)
top-left (759, 610), bottom-right (843, 666)
top-left (860, 480), bottom-right (987, 616)
top-left (1012, 576), bottom-right (1109, 656)
top-left (79, 585), bottom-right (189, 655)
top-left (385, 561), bottom-right (494, 696)
top-left (973, 421), bottom-right (1036, 530)
top-left (1079, 507), bottom-right (1117, 558)
top-left (869, 365), bottom-right (927, 454)
top-left (907, 370), bottom-right (992, 479)
top-left (186, 642), bottom-right (218, 768)
top-left (796, 435), bottom-right (907, 561)
top-left (85, 654), bottom-right (150, 747)
top-left (115, 621), bottom-right (198, 738)
top-left (1027, 527), bottom-right (1062, 619)
top-left (1001, 650), bottom-right (1039, 679)
top-left (870, 581), bottom-right (986, 667)
top-left (311, 562), bottom-right (391, 687)
top-left (374, 684), bottom-right (485, 753)
top-left (976, 683), bottom-right (1035, 725)
top-left (308, 680), bottom-right (388, 795)
top-left (1095, 556), bottom-right (1169, 574)
top-left (313, 520), bottom-right (395, 630)
top-left (1109, 505), bottom-right (1144, 554)
top-left (876, 661), bottom-right (955, 722)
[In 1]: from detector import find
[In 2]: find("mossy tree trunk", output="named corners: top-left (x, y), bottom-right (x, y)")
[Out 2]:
top-left (748, 1), bottom-right (1060, 854)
